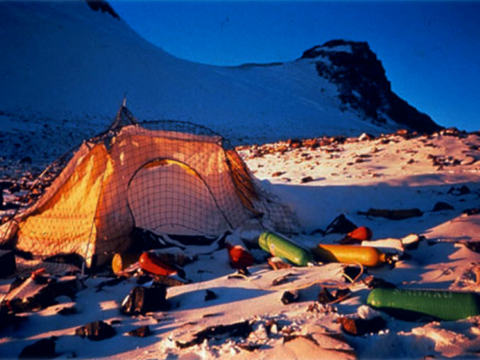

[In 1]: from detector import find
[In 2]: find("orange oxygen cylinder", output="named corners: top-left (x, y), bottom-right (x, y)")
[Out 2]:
top-left (226, 243), bottom-right (254, 269)
top-left (139, 252), bottom-right (178, 276)
top-left (312, 244), bottom-right (387, 267)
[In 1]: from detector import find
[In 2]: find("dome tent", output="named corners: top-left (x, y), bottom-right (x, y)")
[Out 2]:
top-left (0, 105), bottom-right (298, 268)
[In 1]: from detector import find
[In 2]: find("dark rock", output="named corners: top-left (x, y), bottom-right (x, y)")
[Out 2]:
top-left (464, 208), bottom-right (480, 216)
top-left (432, 202), bottom-right (454, 212)
top-left (339, 316), bottom-right (386, 336)
top-left (362, 275), bottom-right (397, 289)
top-left (325, 214), bottom-right (357, 234)
top-left (205, 289), bottom-right (218, 302)
top-left (448, 185), bottom-right (471, 196)
top-left (317, 287), bottom-right (351, 304)
top-left (18, 337), bottom-right (56, 359)
top-left (281, 290), bottom-right (299, 305)
top-left (75, 321), bottom-right (116, 341)
top-left (175, 320), bottom-right (252, 348)
top-left (301, 176), bottom-right (314, 184)
top-left (128, 325), bottom-right (152, 337)
top-left (317, 287), bottom-right (336, 305)
top-left (300, 40), bottom-right (441, 134)
top-left (121, 285), bottom-right (169, 315)
top-left (360, 208), bottom-right (423, 220)
top-left (85, 0), bottom-right (120, 19)
top-left (0, 250), bottom-right (16, 277)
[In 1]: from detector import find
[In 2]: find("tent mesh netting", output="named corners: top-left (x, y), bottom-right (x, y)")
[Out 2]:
top-left (0, 106), bottom-right (298, 268)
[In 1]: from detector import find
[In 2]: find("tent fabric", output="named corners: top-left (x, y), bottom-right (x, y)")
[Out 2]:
top-left (0, 112), bottom-right (298, 267)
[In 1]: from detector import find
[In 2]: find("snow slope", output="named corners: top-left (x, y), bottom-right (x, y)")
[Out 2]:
top-left (0, 0), bottom-right (434, 169)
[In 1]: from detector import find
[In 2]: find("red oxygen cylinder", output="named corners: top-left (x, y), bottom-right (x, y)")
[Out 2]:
top-left (139, 252), bottom-right (178, 276)
top-left (341, 226), bottom-right (373, 244)
top-left (226, 243), bottom-right (254, 269)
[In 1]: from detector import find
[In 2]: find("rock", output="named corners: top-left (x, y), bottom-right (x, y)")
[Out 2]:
top-left (0, 250), bottom-right (16, 277)
top-left (204, 289), bottom-right (218, 302)
top-left (75, 321), bottom-right (116, 341)
top-left (462, 156), bottom-right (477, 165)
top-left (338, 316), bottom-right (386, 336)
top-left (175, 320), bottom-right (252, 348)
top-left (18, 337), bottom-right (56, 359)
top-left (128, 325), bottom-right (152, 337)
top-left (433, 202), bottom-right (454, 212)
top-left (360, 208), bottom-right (423, 220)
top-left (301, 176), bottom-right (314, 184)
top-left (325, 214), bottom-right (357, 235)
top-left (121, 285), bottom-right (169, 315)
top-left (281, 290), bottom-right (299, 305)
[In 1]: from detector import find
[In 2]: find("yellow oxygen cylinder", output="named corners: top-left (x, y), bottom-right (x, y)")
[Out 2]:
top-left (312, 244), bottom-right (387, 267)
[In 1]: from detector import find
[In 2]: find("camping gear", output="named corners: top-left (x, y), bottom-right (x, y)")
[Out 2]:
top-left (367, 288), bottom-right (480, 321)
top-left (312, 244), bottom-right (387, 267)
top-left (139, 252), bottom-right (178, 276)
top-left (0, 104), bottom-right (298, 268)
top-left (111, 252), bottom-right (140, 274)
top-left (225, 243), bottom-right (254, 269)
top-left (340, 226), bottom-right (373, 244)
top-left (259, 231), bottom-right (314, 267)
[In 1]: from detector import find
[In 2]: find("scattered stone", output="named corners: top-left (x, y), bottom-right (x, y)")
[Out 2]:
top-left (433, 202), bottom-right (454, 212)
top-left (18, 337), bottom-right (56, 359)
top-left (175, 320), bottom-right (252, 348)
top-left (121, 285), bottom-right (169, 315)
top-left (463, 208), bottom-right (480, 216)
top-left (362, 275), bottom-right (396, 289)
top-left (288, 138), bottom-right (303, 149)
top-left (205, 289), bottom-right (218, 302)
top-left (359, 208), bottom-right (423, 220)
top-left (0, 250), bottom-right (16, 277)
top-left (338, 316), bottom-right (386, 336)
top-left (317, 287), bottom-right (336, 305)
top-left (57, 306), bottom-right (77, 316)
top-left (281, 290), bottom-right (299, 305)
top-left (325, 214), bottom-right (357, 235)
top-left (128, 325), bottom-right (152, 337)
top-left (301, 176), bottom-right (314, 184)
top-left (462, 156), bottom-right (477, 165)
top-left (272, 171), bottom-right (286, 177)
top-left (447, 185), bottom-right (471, 196)
top-left (272, 272), bottom-right (295, 286)
top-left (358, 133), bottom-right (374, 141)
top-left (317, 287), bottom-right (351, 304)
top-left (1, 273), bottom-right (79, 314)
top-left (75, 321), bottom-right (116, 341)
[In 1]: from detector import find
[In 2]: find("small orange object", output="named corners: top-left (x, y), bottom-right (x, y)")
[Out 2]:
top-left (139, 252), bottom-right (178, 276)
top-left (226, 243), bottom-right (254, 269)
top-left (341, 226), bottom-right (373, 244)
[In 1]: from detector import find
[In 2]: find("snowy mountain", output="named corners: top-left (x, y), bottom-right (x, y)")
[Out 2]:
top-left (0, 0), bottom-right (441, 165)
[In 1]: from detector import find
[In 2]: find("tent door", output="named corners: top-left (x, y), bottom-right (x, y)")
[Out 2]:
top-left (126, 159), bottom-right (231, 237)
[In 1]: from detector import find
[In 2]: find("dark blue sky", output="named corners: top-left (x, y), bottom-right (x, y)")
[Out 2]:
top-left (111, 1), bottom-right (480, 131)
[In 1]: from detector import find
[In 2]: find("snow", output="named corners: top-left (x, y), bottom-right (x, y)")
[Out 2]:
top-left (1, 1), bottom-right (480, 359)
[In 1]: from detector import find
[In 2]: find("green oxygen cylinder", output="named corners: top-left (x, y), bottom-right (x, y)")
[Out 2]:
top-left (367, 288), bottom-right (480, 321)
top-left (259, 231), bottom-right (314, 267)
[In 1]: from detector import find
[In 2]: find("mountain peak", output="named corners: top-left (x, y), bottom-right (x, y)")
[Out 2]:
top-left (84, 0), bottom-right (120, 20)
top-left (300, 40), bottom-right (442, 133)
